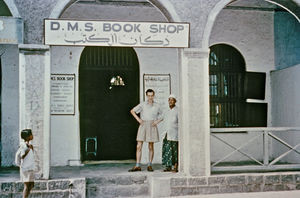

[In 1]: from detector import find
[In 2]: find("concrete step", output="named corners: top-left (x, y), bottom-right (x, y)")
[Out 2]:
top-left (86, 175), bottom-right (149, 197)
top-left (86, 175), bottom-right (148, 186)
top-left (0, 178), bottom-right (85, 198)
top-left (152, 172), bottom-right (300, 197)
top-left (87, 184), bottom-right (149, 198)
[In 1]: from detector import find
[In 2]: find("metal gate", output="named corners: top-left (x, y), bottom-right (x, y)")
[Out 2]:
top-left (209, 44), bottom-right (246, 128)
top-left (79, 46), bottom-right (139, 161)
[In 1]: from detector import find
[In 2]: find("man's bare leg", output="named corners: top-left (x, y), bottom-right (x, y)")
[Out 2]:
top-left (147, 142), bottom-right (154, 171)
top-left (136, 141), bottom-right (143, 164)
top-left (148, 142), bottom-right (154, 163)
top-left (129, 141), bottom-right (143, 172)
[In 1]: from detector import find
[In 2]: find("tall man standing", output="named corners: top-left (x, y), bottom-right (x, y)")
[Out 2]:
top-left (129, 89), bottom-right (163, 172)
top-left (162, 94), bottom-right (179, 172)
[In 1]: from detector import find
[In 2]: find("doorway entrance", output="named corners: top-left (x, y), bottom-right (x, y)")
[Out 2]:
top-left (79, 46), bottom-right (139, 161)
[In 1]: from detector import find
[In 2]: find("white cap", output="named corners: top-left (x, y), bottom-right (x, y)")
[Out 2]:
top-left (168, 94), bottom-right (177, 100)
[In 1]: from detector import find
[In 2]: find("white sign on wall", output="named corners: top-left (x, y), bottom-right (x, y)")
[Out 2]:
top-left (0, 17), bottom-right (23, 44)
top-left (143, 74), bottom-right (171, 107)
top-left (44, 19), bottom-right (189, 48)
top-left (51, 74), bottom-right (75, 115)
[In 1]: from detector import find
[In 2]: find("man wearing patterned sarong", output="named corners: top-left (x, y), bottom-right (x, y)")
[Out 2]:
top-left (162, 94), bottom-right (179, 172)
top-left (129, 89), bottom-right (163, 172)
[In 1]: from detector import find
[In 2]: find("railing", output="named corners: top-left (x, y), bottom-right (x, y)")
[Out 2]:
top-left (210, 127), bottom-right (300, 172)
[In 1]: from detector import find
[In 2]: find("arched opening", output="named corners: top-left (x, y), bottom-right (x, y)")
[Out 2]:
top-left (48, 0), bottom-right (179, 165)
top-left (0, 0), bottom-right (20, 167)
top-left (79, 46), bottom-right (139, 161)
top-left (0, 0), bottom-right (11, 16)
top-left (209, 44), bottom-right (267, 128)
top-left (209, 44), bottom-right (246, 128)
top-left (209, 1), bottom-right (299, 172)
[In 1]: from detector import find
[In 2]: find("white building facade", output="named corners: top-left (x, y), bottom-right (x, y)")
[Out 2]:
top-left (0, 0), bottom-right (299, 179)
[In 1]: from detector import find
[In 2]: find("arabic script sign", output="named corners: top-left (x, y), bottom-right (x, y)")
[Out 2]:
top-left (0, 17), bottom-right (23, 44)
top-left (143, 74), bottom-right (171, 108)
top-left (44, 19), bottom-right (189, 48)
top-left (51, 74), bottom-right (75, 115)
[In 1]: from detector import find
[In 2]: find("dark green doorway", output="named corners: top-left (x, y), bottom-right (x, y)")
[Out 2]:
top-left (79, 47), bottom-right (139, 161)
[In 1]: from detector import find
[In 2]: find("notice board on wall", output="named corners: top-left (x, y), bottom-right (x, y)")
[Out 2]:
top-left (143, 74), bottom-right (171, 107)
top-left (51, 74), bottom-right (75, 115)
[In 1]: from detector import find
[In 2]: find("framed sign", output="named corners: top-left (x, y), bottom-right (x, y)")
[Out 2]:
top-left (143, 74), bottom-right (171, 107)
top-left (51, 74), bottom-right (75, 115)
top-left (44, 19), bottom-right (189, 48)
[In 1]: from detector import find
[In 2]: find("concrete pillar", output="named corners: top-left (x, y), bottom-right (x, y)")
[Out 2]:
top-left (19, 44), bottom-right (50, 179)
top-left (179, 48), bottom-right (211, 176)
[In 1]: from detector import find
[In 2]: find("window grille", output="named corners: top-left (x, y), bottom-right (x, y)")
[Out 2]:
top-left (209, 44), bottom-right (246, 127)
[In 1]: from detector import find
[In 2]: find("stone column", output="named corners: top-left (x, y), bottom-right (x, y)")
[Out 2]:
top-left (179, 48), bottom-right (211, 176)
top-left (19, 44), bottom-right (51, 179)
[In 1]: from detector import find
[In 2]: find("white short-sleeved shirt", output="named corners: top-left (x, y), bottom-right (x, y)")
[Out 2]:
top-left (133, 101), bottom-right (162, 121)
top-left (164, 106), bottom-right (178, 141)
top-left (20, 141), bottom-right (35, 172)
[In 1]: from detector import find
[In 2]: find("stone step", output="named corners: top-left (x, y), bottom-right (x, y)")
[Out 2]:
top-left (0, 178), bottom-right (85, 198)
top-left (0, 175), bottom-right (150, 198)
top-left (86, 175), bottom-right (148, 186)
top-left (87, 183), bottom-right (149, 198)
top-left (86, 175), bottom-right (149, 197)
top-left (152, 172), bottom-right (300, 197)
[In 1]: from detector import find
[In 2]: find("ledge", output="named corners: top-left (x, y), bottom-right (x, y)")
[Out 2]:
top-left (18, 44), bottom-right (50, 51)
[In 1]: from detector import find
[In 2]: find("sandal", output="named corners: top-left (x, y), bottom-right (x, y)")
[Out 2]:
top-left (163, 167), bottom-right (172, 172)
top-left (128, 166), bottom-right (141, 172)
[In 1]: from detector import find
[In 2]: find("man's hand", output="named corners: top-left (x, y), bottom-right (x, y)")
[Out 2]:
top-left (152, 120), bottom-right (159, 126)
top-left (138, 119), bottom-right (144, 125)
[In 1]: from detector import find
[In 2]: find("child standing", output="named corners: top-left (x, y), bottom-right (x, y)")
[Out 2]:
top-left (19, 129), bottom-right (35, 198)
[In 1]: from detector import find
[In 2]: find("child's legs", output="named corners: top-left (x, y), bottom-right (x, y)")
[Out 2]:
top-left (29, 181), bottom-right (34, 191)
top-left (23, 182), bottom-right (34, 198)
top-left (23, 182), bottom-right (31, 198)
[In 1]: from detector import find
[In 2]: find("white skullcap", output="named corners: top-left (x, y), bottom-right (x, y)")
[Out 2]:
top-left (168, 94), bottom-right (177, 100)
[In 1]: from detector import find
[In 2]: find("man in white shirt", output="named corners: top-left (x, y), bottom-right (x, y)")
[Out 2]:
top-left (129, 89), bottom-right (163, 172)
top-left (162, 94), bottom-right (179, 172)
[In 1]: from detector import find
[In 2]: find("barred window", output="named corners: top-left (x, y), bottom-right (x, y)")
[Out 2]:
top-left (209, 44), bottom-right (267, 128)
top-left (209, 44), bottom-right (246, 128)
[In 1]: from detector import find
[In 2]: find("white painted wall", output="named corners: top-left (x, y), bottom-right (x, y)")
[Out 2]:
top-left (50, 46), bottom-right (83, 166)
top-left (0, 44), bottom-right (19, 166)
top-left (61, 1), bottom-right (166, 21)
top-left (271, 64), bottom-right (300, 163)
top-left (209, 8), bottom-right (275, 162)
top-left (50, 46), bottom-right (178, 165)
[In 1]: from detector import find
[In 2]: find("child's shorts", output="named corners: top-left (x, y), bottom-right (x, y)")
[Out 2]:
top-left (20, 170), bottom-right (34, 182)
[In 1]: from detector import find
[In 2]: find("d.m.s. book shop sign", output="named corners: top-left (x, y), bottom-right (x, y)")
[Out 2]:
top-left (44, 19), bottom-right (189, 48)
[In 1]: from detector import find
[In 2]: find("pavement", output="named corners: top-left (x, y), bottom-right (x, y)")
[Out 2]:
top-left (0, 163), bottom-right (174, 182)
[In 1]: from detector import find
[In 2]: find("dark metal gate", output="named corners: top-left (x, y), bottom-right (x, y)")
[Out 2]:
top-left (79, 46), bottom-right (139, 161)
top-left (209, 44), bottom-right (246, 128)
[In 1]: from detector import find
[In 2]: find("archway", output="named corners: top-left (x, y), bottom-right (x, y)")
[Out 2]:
top-left (203, 0), bottom-right (300, 50)
top-left (79, 46), bottom-right (139, 161)
top-left (1, 0), bottom-right (20, 17)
